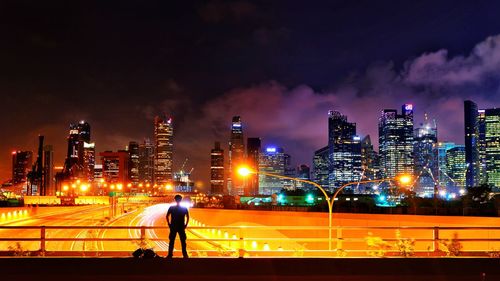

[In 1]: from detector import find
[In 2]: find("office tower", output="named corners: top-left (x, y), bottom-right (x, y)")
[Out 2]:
top-left (435, 142), bottom-right (459, 189)
top-left (246, 138), bottom-right (261, 195)
top-left (82, 142), bottom-right (95, 183)
top-left (361, 135), bottom-right (380, 180)
top-left (43, 145), bottom-right (54, 195)
top-left (128, 141), bottom-right (140, 184)
top-left (413, 114), bottom-right (438, 198)
top-left (12, 151), bottom-right (33, 184)
top-left (259, 147), bottom-right (285, 194)
top-left (379, 104), bottom-right (414, 178)
top-left (139, 138), bottom-right (154, 184)
top-left (446, 146), bottom-right (467, 191)
top-left (99, 151), bottom-right (130, 184)
top-left (210, 142), bottom-right (225, 195)
top-left (484, 108), bottom-right (500, 189)
top-left (296, 164), bottom-right (311, 189)
top-left (63, 120), bottom-right (93, 180)
top-left (154, 116), bottom-right (174, 185)
top-left (478, 109), bottom-right (487, 184)
top-left (464, 100), bottom-right (481, 188)
top-left (283, 153), bottom-right (296, 189)
top-left (228, 116), bottom-right (245, 195)
top-left (313, 146), bottom-right (329, 189)
top-left (328, 110), bottom-right (362, 191)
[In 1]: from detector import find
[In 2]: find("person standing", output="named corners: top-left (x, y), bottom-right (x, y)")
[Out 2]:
top-left (166, 194), bottom-right (190, 258)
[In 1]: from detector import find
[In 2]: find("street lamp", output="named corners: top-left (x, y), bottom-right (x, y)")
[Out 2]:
top-left (237, 165), bottom-right (412, 251)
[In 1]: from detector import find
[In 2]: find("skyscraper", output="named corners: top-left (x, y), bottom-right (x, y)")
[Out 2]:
top-left (63, 120), bottom-right (93, 180)
top-left (246, 137), bottom-right (261, 195)
top-left (228, 116), bottom-right (245, 195)
top-left (379, 104), bottom-right (414, 179)
top-left (82, 142), bottom-right (95, 182)
top-left (360, 135), bottom-right (380, 180)
top-left (313, 146), bottom-right (329, 189)
top-left (12, 151), bottom-right (33, 184)
top-left (259, 147), bottom-right (285, 194)
top-left (413, 114), bottom-right (438, 198)
top-left (328, 110), bottom-right (362, 191)
top-left (446, 146), bottom-right (467, 191)
top-left (484, 108), bottom-right (500, 189)
top-left (43, 145), bottom-right (54, 195)
top-left (139, 138), bottom-right (154, 184)
top-left (100, 150), bottom-right (130, 184)
top-left (154, 116), bottom-right (174, 185)
top-left (464, 100), bottom-right (481, 188)
top-left (210, 142), bottom-right (225, 195)
top-left (128, 141), bottom-right (140, 185)
top-left (435, 142), bottom-right (459, 189)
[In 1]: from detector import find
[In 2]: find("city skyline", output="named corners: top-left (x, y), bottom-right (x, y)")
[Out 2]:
top-left (2, 2), bottom-right (500, 189)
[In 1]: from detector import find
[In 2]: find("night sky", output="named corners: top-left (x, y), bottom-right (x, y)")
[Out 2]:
top-left (2, 0), bottom-right (500, 190)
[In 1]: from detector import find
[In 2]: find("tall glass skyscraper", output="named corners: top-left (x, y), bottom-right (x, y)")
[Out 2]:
top-left (138, 138), bottom-right (154, 185)
top-left (313, 146), bottom-right (329, 189)
top-left (378, 104), bottom-right (414, 179)
top-left (413, 114), bottom-right (438, 198)
top-left (464, 100), bottom-right (481, 188)
top-left (154, 116), bottom-right (173, 185)
top-left (328, 110), bottom-right (362, 191)
top-left (484, 108), bottom-right (500, 190)
top-left (210, 141), bottom-right (225, 195)
top-left (228, 116), bottom-right (245, 195)
top-left (246, 137), bottom-right (261, 195)
top-left (435, 142), bottom-right (459, 189)
top-left (128, 141), bottom-right (140, 185)
top-left (446, 146), bottom-right (467, 191)
top-left (258, 147), bottom-right (285, 195)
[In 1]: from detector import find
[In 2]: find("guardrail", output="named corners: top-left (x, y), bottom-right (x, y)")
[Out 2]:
top-left (0, 225), bottom-right (499, 257)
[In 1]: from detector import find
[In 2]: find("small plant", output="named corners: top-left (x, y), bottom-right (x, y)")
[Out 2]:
top-left (365, 232), bottom-right (391, 257)
top-left (336, 248), bottom-right (347, 257)
top-left (487, 248), bottom-right (500, 258)
top-left (8, 242), bottom-right (29, 256)
top-left (215, 246), bottom-right (238, 257)
top-left (394, 230), bottom-right (415, 257)
top-left (439, 232), bottom-right (463, 256)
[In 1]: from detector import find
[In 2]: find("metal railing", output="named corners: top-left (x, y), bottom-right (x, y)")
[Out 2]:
top-left (0, 225), bottom-right (500, 257)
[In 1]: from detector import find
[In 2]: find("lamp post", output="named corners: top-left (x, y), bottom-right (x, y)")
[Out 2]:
top-left (237, 166), bottom-right (412, 251)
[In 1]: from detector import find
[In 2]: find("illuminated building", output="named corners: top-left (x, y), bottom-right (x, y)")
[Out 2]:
top-left (313, 146), bottom-right (329, 189)
top-left (360, 135), bottom-right (380, 180)
top-left (128, 141), bottom-right (140, 185)
top-left (295, 164), bottom-right (311, 189)
top-left (82, 142), bottom-right (95, 182)
top-left (259, 147), bottom-right (285, 195)
top-left (154, 116), bottom-right (173, 185)
top-left (328, 110), bottom-right (362, 191)
top-left (379, 104), bottom-right (414, 179)
top-left (93, 164), bottom-right (103, 182)
top-left (99, 151), bottom-right (129, 184)
top-left (173, 171), bottom-right (194, 192)
top-left (210, 142), bottom-right (225, 195)
top-left (413, 114), bottom-right (438, 198)
top-left (12, 151), bottom-right (33, 184)
top-left (246, 138), bottom-right (261, 195)
top-left (138, 138), bottom-right (154, 184)
top-left (43, 145), bottom-right (54, 195)
top-left (446, 146), bottom-right (467, 191)
top-left (464, 100), bottom-right (481, 188)
top-left (484, 108), bottom-right (500, 189)
top-left (228, 116), bottom-right (245, 195)
top-left (63, 120), bottom-right (93, 180)
top-left (436, 142), bottom-right (459, 189)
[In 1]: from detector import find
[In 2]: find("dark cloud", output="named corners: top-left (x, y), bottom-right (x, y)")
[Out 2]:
top-left (198, 0), bottom-right (257, 23)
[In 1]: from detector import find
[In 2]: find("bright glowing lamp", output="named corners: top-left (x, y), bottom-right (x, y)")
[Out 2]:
top-left (397, 174), bottom-right (412, 185)
top-left (237, 167), bottom-right (251, 177)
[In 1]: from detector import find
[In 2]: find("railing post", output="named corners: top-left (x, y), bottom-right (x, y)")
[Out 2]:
top-left (238, 228), bottom-right (244, 258)
top-left (140, 226), bottom-right (146, 241)
top-left (336, 227), bottom-right (343, 251)
top-left (40, 226), bottom-right (46, 253)
top-left (433, 226), bottom-right (439, 253)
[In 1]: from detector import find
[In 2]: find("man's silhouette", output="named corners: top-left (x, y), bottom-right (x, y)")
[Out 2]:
top-left (166, 194), bottom-right (189, 258)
